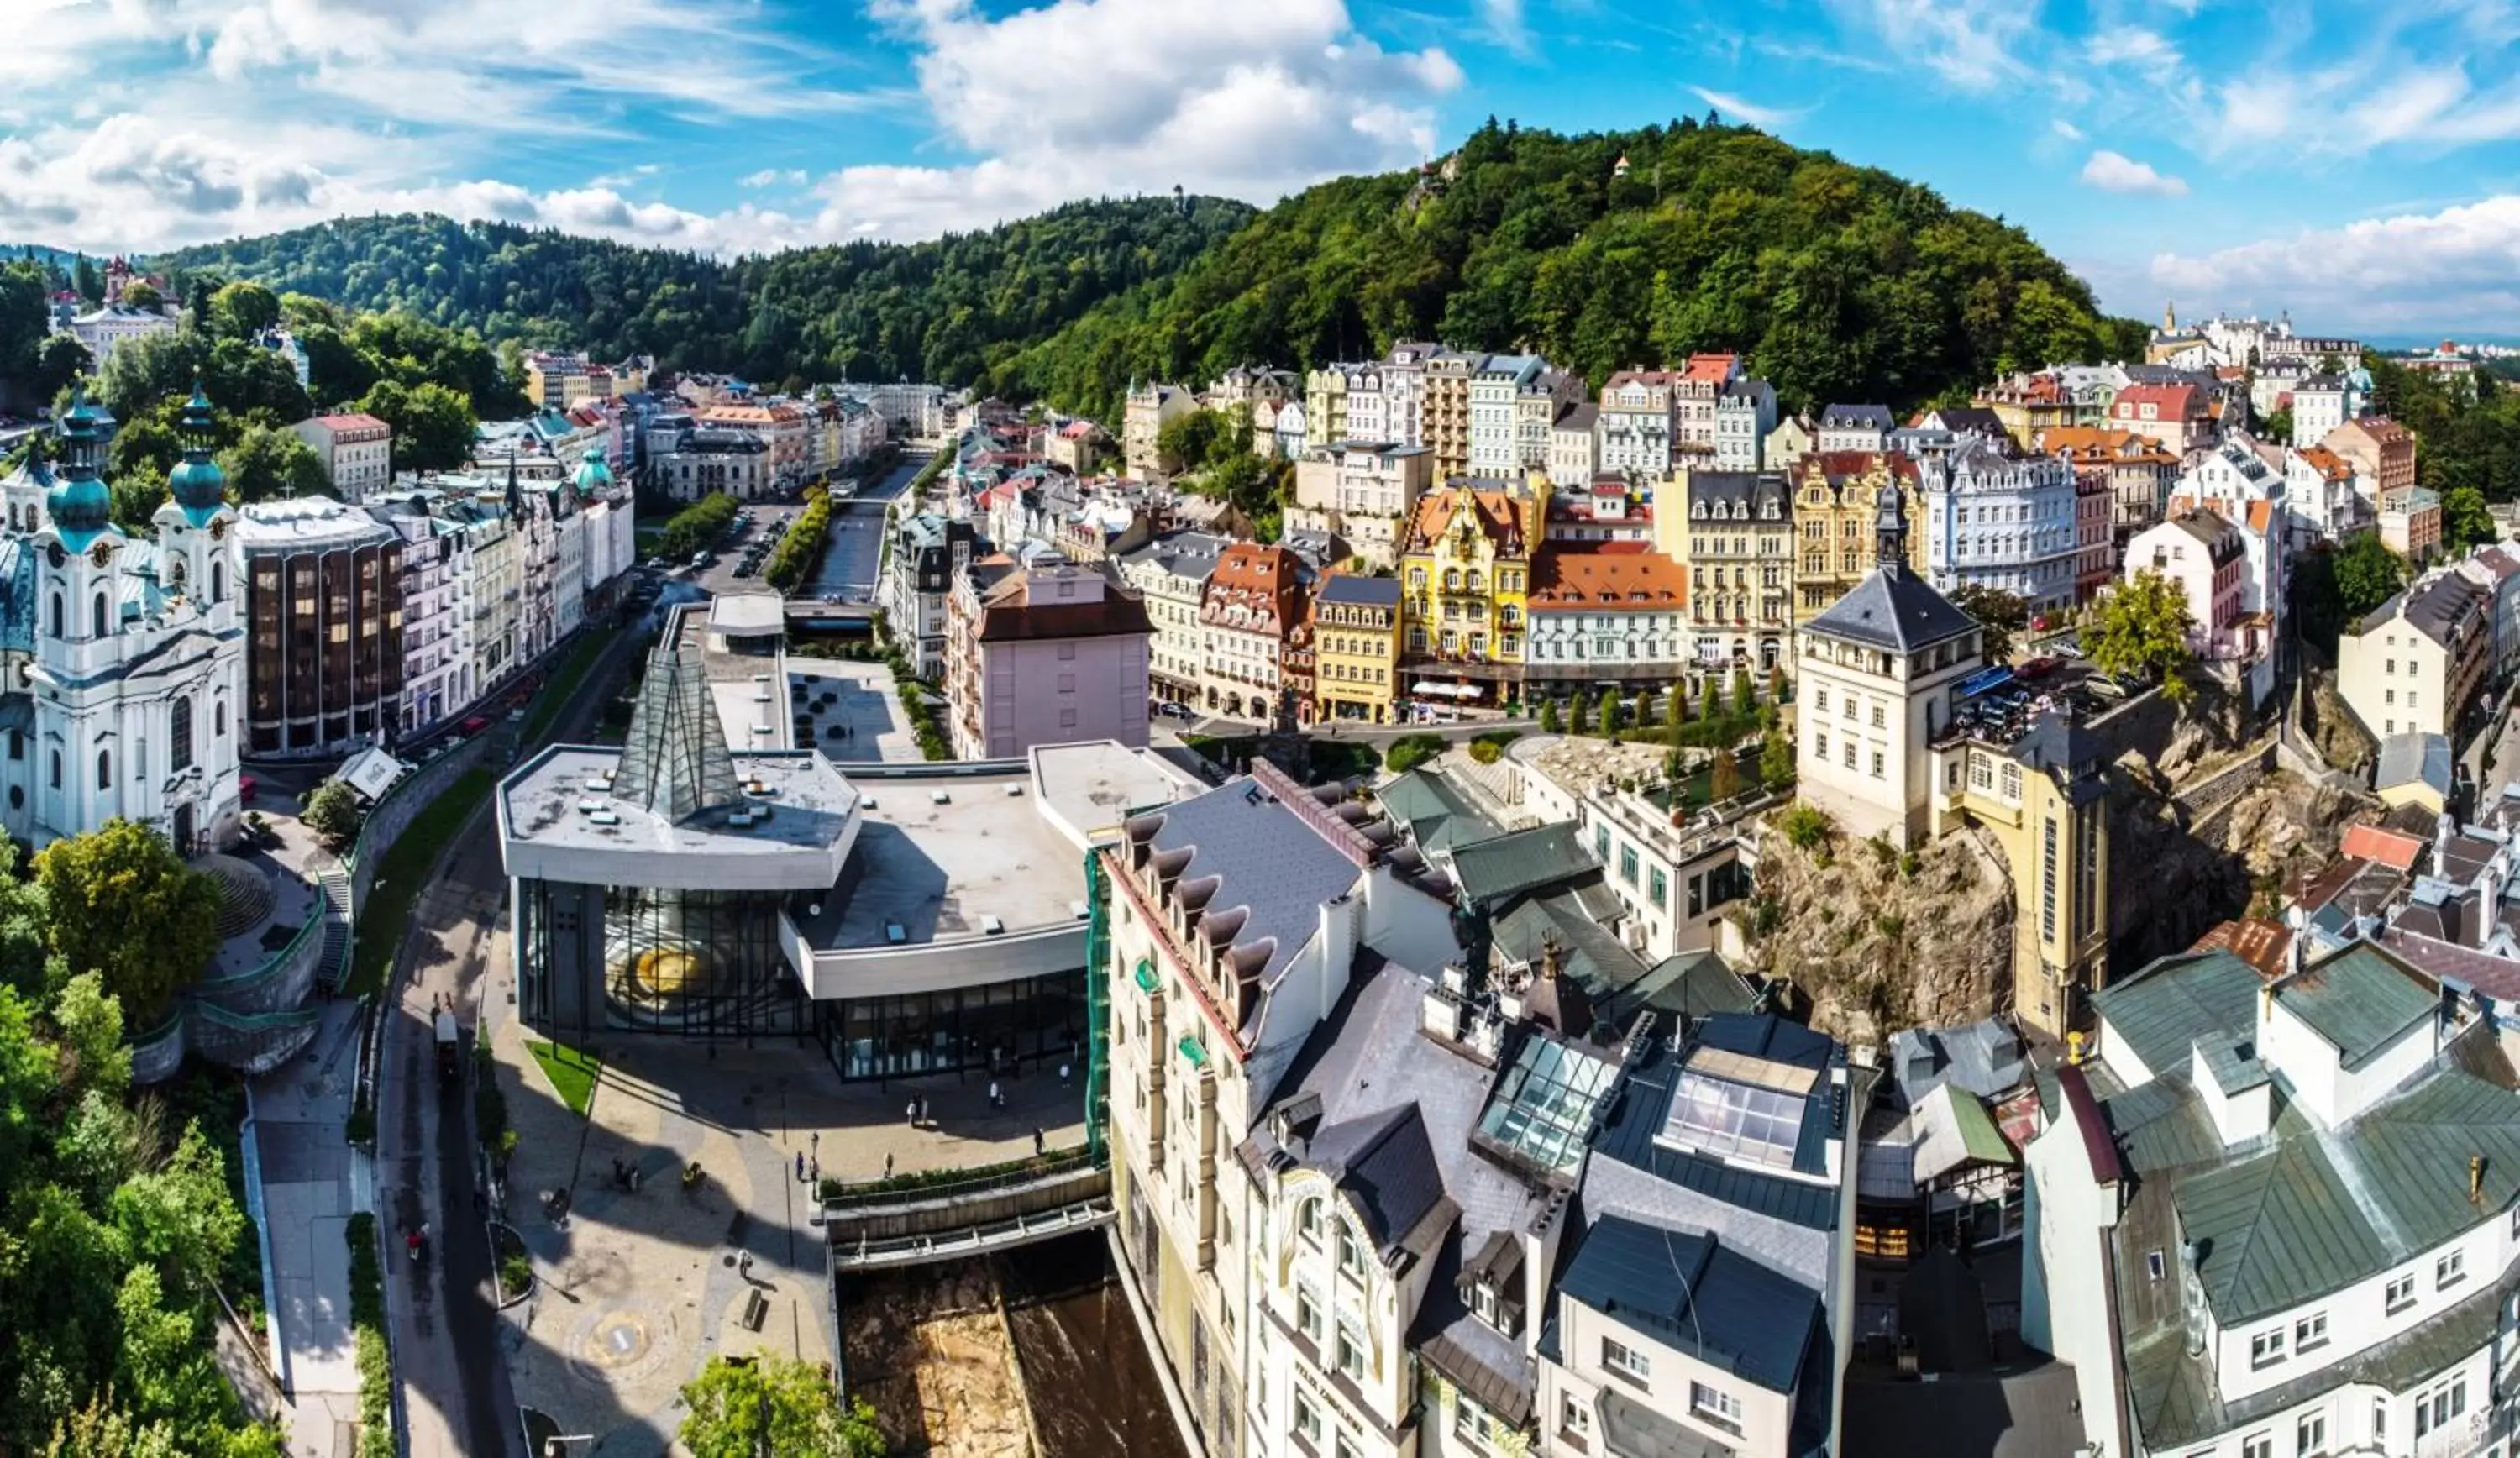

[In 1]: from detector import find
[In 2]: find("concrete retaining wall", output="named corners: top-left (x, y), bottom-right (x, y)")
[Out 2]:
top-left (825, 1163), bottom-right (1112, 1246)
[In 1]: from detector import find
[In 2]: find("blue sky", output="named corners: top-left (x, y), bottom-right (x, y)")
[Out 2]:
top-left (7, 0), bottom-right (2520, 334)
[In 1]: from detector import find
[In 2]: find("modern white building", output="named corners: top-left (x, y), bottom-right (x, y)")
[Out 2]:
top-left (1470, 354), bottom-right (1549, 475)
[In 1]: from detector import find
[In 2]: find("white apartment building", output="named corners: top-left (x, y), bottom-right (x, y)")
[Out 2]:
top-left (2288, 375), bottom-right (2361, 446)
top-left (292, 412), bottom-right (394, 502)
top-left (2336, 571), bottom-right (2491, 741)
top-left (1471, 354), bottom-right (1550, 475)
top-left (66, 302), bottom-right (176, 367)
top-left (1714, 377), bottom-right (1778, 471)
top-left (1596, 372), bottom-right (1680, 477)
top-left (1816, 404), bottom-right (1896, 455)
top-left (1914, 436), bottom-right (2082, 618)
top-left (372, 497), bottom-right (470, 736)
top-left (1291, 441), bottom-right (1433, 570)
top-left (1516, 369), bottom-right (1580, 472)
top-left (1548, 404), bottom-right (1600, 490)
top-left (2032, 940), bottom-right (2519, 1458)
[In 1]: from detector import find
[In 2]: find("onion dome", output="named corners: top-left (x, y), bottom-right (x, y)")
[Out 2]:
top-left (571, 447), bottom-right (614, 498)
top-left (168, 376), bottom-right (228, 525)
top-left (47, 389), bottom-right (113, 550)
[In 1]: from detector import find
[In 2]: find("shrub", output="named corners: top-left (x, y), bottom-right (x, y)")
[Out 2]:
top-left (1779, 802), bottom-right (1835, 850)
top-left (1538, 700), bottom-right (1561, 733)
top-left (1386, 733), bottom-right (1447, 775)
top-left (1468, 739), bottom-right (1503, 764)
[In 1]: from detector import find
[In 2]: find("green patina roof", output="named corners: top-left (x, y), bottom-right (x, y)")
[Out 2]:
top-left (2174, 1068), bottom-right (2520, 1324)
top-left (2091, 950), bottom-right (2262, 1079)
top-left (2273, 942), bottom-right (2440, 1070)
top-left (1373, 770), bottom-right (1501, 857)
top-left (1449, 820), bottom-right (1592, 905)
top-left (1942, 1083), bottom-right (2014, 1167)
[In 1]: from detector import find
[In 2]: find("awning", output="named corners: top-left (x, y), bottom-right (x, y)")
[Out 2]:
top-left (1956, 666), bottom-right (2017, 700)
top-left (1410, 681), bottom-right (1483, 700)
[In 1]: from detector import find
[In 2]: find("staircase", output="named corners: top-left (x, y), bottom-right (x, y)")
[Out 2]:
top-left (316, 867), bottom-right (354, 991)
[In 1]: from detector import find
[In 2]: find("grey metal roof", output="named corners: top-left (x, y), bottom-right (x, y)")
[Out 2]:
top-left (1591, 1019), bottom-right (1844, 1235)
top-left (1315, 574), bottom-right (1401, 606)
top-left (2090, 950), bottom-right (2262, 1079)
top-left (1617, 950), bottom-right (1760, 1026)
top-left (1305, 1104), bottom-right (1454, 1261)
top-left (1820, 404), bottom-right (1896, 431)
top-left (1557, 1214), bottom-right (1819, 1394)
top-left (1141, 777), bottom-right (1369, 1012)
top-left (1803, 563), bottom-right (1979, 653)
top-left (1683, 469), bottom-right (1792, 518)
top-left (1888, 1020), bottom-right (2027, 1106)
top-left (2376, 732), bottom-right (2454, 799)
top-left (1449, 820), bottom-right (1591, 904)
top-left (2271, 942), bottom-right (2439, 1068)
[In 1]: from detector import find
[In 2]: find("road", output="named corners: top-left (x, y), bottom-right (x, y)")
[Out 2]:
top-left (802, 449), bottom-right (928, 602)
top-left (375, 621), bottom-right (644, 1458)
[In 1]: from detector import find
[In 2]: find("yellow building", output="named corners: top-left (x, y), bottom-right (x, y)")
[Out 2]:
top-left (1310, 573), bottom-right (1404, 723)
top-left (1930, 715), bottom-right (2112, 1038)
top-left (1791, 451), bottom-right (1925, 624)
top-left (1399, 478), bottom-right (1544, 709)
top-left (1420, 352), bottom-right (1480, 480)
top-left (1659, 466), bottom-right (1794, 674)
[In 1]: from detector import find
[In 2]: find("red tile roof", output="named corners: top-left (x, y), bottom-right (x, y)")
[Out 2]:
top-left (1526, 544), bottom-right (1688, 611)
top-left (2340, 822), bottom-right (2426, 871)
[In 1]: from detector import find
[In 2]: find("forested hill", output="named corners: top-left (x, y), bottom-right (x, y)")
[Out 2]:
top-left (156, 196), bottom-right (1257, 387)
top-left (989, 118), bottom-right (2149, 422)
top-left (156, 118), bottom-right (2143, 421)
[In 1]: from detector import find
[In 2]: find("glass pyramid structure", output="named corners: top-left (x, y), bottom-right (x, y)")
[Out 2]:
top-left (614, 642), bottom-right (739, 823)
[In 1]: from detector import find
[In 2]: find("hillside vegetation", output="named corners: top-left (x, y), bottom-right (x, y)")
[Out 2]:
top-left (155, 118), bottom-right (2144, 422)
top-left (160, 197), bottom-right (1255, 389)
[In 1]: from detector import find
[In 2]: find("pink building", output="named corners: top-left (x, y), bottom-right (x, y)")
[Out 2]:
top-left (946, 556), bottom-right (1154, 758)
top-left (2124, 509), bottom-right (2246, 660)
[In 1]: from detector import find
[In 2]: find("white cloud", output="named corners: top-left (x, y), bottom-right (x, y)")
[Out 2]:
top-left (740, 169), bottom-right (808, 190)
top-left (2150, 194), bottom-right (2520, 330)
top-left (2079, 149), bottom-right (2188, 196)
top-left (2051, 118), bottom-right (2085, 140)
top-left (2086, 26), bottom-right (2181, 68)
top-left (1821, 0), bottom-right (2037, 90)
top-left (1688, 87), bottom-right (1813, 130)
top-left (1478, 0), bottom-right (1531, 54)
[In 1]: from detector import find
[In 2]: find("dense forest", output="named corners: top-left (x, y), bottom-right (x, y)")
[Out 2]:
top-left (158, 197), bottom-right (1255, 389)
top-left (148, 120), bottom-right (2145, 424)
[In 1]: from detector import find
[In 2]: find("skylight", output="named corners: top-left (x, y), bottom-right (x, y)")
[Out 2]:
top-left (1477, 1035), bottom-right (1620, 1175)
top-left (1657, 1062), bottom-right (1809, 1170)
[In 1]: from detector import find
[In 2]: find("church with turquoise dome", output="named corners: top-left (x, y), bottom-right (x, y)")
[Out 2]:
top-left (0, 385), bottom-right (246, 852)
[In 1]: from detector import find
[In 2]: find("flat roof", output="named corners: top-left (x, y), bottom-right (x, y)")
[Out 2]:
top-left (799, 768), bottom-right (1086, 948)
top-left (709, 592), bottom-right (786, 637)
top-left (500, 745), bottom-right (860, 889)
top-left (1029, 741), bottom-right (1198, 851)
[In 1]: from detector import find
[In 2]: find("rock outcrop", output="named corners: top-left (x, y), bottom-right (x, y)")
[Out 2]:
top-left (1740, 825), bottom-right (2014, 1046)
top-left (2108, 767), bottom-right (2370, 968)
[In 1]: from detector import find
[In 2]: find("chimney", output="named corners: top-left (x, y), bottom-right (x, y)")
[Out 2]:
top-left (2438, 811), bottom-right (2460, 880)
top-left (2471, 1153), bottom-right (2486, 1205)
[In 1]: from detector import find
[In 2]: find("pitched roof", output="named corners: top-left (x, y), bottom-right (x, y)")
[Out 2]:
top-left (2271, 941), bottom-right (2439, 1069)
top-left (1556, 1215), bottom-right (1819, 1393)
top-left (1306, 1104), bottom-right (1456, 1261)
top-left (1449, 821), bottom-right (1593, 904)
top-left (1803, 563), bottom-right (1978, 653)
top-left (2340, 821), bottom-right (2428, 870)
top-left (1315, 573), bottom-right (1401, 607)
top-left (1526, 545), bottom-right (1688, 611)
top-left (2091, 950), bottom-right (2263, 1078)
top-left (1819, 403), bottom-right (1896, 430)
top-left (1377, 770), bottom-right (1504, 857)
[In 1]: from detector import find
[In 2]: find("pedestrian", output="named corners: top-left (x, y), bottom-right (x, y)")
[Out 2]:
top-left (987, 1079), bottom-right (1001, 1109)
top-left (1033, 1127), bottom-right (1046, 1157)
top-left (906, 1099), bottom-right (918, 1127)
top-left (884, 1152), bottom-right (895, 1179)
top-left (810, 1156), bottom-right (820, 1187)
top-left (1058, 1062), bottom-right (1071, 1088)
top-left (795, 1151), bottom-right (806, 1182)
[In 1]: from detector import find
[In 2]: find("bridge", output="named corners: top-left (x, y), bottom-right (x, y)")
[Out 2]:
top-left (784, 601), bottom-right (878, 631)
top-left (821, 1154), bottom-right (1115, 1270)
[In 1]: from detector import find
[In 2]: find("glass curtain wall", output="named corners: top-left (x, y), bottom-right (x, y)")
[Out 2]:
top-left (817, 970), bottom-right (1088, 1081)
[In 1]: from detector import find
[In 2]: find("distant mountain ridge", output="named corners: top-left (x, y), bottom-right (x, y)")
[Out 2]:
top-left (137, 118), bottom-right (2145, 422)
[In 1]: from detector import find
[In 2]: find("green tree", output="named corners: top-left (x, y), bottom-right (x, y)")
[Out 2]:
top-left (678, 1354), bottom-right (883, 1458)
top-left (1711, 748), bottom-right (1742, 801)
top-left (208, 281), bottom-right (281, 340)
top-left (111, 1122), bottom-right (247, 1284)
top-left (34, 821), bottom-right (221, 1025)
top-left (1705, 674), bottom-right (1730, 719)
top-left (33, 334), bottom-right (93, 399)
top-left (1760, 724), bottom-right (1794, 789)
top-left (1567, 688), bottom-right (1592, 737)
top-left (1662, 683), bottom-right (1684, 736)
top-left (72, 256), bottom-right (103, 306)
top-left (2444, 485), bottom-right (2496, 554)
top-left (300, 779), bottom-right (365, 852)
top-left (50, 973), bottom-right (131, 1099)
top-left (109, 462), bottom-right (169, 535)
top-left (2259, 406), bottom-right (2294, 446)
top-left (2332, 532), bottom-right (2412, 627)
top-left (1949, 583), bottom-right (2029, 662)
top-left (1156, 408), bottom-right (1231, 475)
top-left (358, 379), bottom-right (477, 474)
top-left (2089, 570), bottom-right (2197, 703)
top-left (218, 425), bottom-right (327, 503)
top-left (0, 260), bottom-right (50, 398)
top-left (1731, 667), bottom-right (1754, 711)
top-left (1538, 699), bottom-right (1561, 733)
top-left (1599, 692), bottom-right (1625, 739)
top-left (118, 282), bottom-right (162, 312)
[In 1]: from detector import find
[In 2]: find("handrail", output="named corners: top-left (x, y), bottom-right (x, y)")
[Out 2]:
top-left (821, 1150), bottom-right (1104, 1212)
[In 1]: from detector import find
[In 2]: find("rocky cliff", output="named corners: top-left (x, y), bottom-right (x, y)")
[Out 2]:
top-left (2108, 767), bottom-right (2369, 968)
top-left (1739, 826), bottom-right (2015, 1046)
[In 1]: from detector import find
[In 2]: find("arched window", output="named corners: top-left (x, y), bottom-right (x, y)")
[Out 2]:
top-left (49, 593), bottom-right (61, 638)
top-left (214, 701), bottom-right (228, 737)
top-left (91, 592), bottom-right (108, 639)
top-left (48, 750), bottom-right (59, 789)
top-left (170, 698), bottom-right (193, 774)
top-left (96, 749), bottom-right (110, 792)
top-left (1298, 1198), bottom-right (1322, 1242)
top-left (211, 559), bottom-right (226, 603)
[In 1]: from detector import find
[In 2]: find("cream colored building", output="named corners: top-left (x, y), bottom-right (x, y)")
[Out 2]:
top-left (1291, 441), bottom-right (1433, 570)
top-left (2337, 569), bottom-right (2491, 741)
top-left (1126, 382), bottom-right (1197, 479)
top-left (1794, 486), bottom-right (1985, 849)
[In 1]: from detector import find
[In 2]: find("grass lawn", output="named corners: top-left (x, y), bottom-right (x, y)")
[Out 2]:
top-left (344, 767), bottom-right (495, 997)
top-left (526, 1039), bottom-right (602, 1117)
top-left (521, 633), bottom-right (608, 743)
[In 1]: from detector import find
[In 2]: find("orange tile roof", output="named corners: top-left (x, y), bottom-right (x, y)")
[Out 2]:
top-left (1682, 353), bottom-right (1738, 384)
top-left (1406, 486), bottom-right (1526, 554)
top-left (2297, 444), bottom-right (2354, 480)
top-left (1527, 544), bottom-right (1688, 611)
top-left (2340, 823), bottom-right (2426, 871)
top-left (2247, 499), bottom-right (2276, 534)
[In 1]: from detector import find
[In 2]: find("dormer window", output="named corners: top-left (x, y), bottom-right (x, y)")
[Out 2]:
top-left (1299, 1198), bottom-right (1323, 1244)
